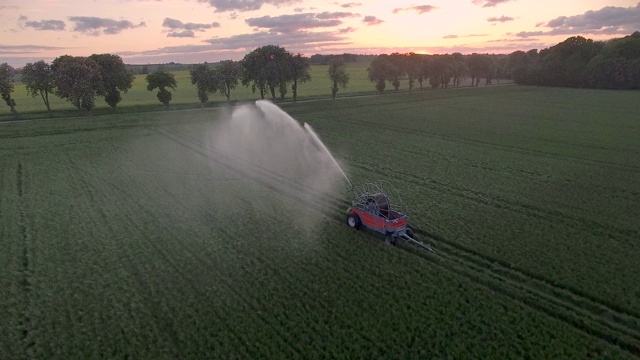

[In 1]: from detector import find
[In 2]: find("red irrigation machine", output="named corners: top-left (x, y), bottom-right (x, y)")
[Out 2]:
top-left (346, 180), bottom-right (434, 252)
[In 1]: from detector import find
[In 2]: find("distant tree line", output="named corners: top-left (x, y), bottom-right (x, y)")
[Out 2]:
top-left (2, 33), bottom-right (638, 118)
top-left (506, 32), bottom-right (640, 89)
top-left (126, 62), bottom-right (192, 75)
top-left (364, 32), bottom-right (640, 92)
top-left (365, 52), bottom-right (507, 93)
top-left (309, 53), bottom-right (376, 65)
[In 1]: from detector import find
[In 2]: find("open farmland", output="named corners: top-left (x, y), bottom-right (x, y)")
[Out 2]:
top-left (1, 86), bottom-right (639, 358)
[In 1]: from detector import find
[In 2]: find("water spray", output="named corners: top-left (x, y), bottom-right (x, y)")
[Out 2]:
top-left (304, 123), bottom-right (353, 188)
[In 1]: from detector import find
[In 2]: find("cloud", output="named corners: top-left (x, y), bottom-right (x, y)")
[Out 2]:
top-left (443, 33), bottom-right (489, 39)
top-left (0, 44), bottom-right (69, 54)
top-left (472, 0), bottom-right (513, 8)
top-left (514, 31), bottom-right (543, 38)
top-left (392, 5), bottom-right (438, 14)
top-left (335, 2), bottom-right (361, 8)
top-left (203, 30), bottom-right (348, 50)
top-left (18, 16), bottom-right (66, 31)
top-left (487, 15), bottom-right (514, 23)
top-left (246, 12), bottom-right (356, 32)
top-left (425, 41), bottom-right (548, 54)
top-left (1, 5), bottom-right (19, 10)
top-left (168, 30), bottom-right (196, 38)
top-left (118, 44), bottom-right (221, 56)
top-left (118, 29), bottom-right (349, 59)
top-left (197, 0), bottom-right (300, 12)
top-left (338, 26), bottom-right (356, 34)
top-left (162, 18), bottom-right (220, 31)
top-left (488, 37), bottom-right (539, 42)
top-left (151, 9), bottom-right (358, 52)
top-left (517, 2), bottom-right (640, 38)
top-left (68, 16), bottom-right (146, 35)
top-left (316, 11), bottom-right (357, 19)
top-left (362, 15), bottom-right (383, 26)
top-left (24, 19), bottom-right (66, 31)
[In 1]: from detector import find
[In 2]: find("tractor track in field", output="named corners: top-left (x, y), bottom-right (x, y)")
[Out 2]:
top-left (16, 160), bottom-right (35, 358)
top-left (398, 233), bottom-right (640, 357)
top-left (158, 126), bottom-right (640, 358)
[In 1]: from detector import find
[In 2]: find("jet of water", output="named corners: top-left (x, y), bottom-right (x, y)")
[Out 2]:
top-left (303, 123), bottom-right (352, 188)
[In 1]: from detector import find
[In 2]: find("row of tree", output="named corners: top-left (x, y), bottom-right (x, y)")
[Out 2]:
top-left (0, 50), bottom-right (506, 119)
top-left (183, 46), bottom-right (349, 108)
top-left (0, 54), bottom-right (134, 119)
top-left (0, 45), bottom-right (353, 118)
top-left (309, 53), bottom-right (375, 65)
top-left (507, 32), bottom-right (640, 89)
top-left (362, 32), bottom-right (640, 91)
top-left (365, 52), bottom-right (505, 93)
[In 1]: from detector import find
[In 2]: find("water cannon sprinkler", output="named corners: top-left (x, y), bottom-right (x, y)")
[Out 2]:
top-left (345, 180), bottom-right (434, 252)
top-left (303, 123), bottom-right (353, 189)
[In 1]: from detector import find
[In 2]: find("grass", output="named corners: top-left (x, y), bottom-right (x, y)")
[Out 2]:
top-left (1, 85), bottom-right (638, 358)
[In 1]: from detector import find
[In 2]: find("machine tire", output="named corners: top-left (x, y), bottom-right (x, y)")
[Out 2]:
top-left (385, 235), bottom-right (396, 246)
top-left (346, 213), bottom-right (361, 230)
top-left (405, 228), bottom-right (414, 238)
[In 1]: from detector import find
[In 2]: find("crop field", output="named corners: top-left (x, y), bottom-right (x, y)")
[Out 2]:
top-left (1, 86), bottom-right (639, 358)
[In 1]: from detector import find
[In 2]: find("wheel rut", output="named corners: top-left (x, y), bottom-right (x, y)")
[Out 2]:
top-left (16, 161), bottom-right (35, 358)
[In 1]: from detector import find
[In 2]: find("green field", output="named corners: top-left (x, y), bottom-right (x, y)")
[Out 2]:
top-left (1, 86), bottom-right (639, 358)
top-left (3, 63), bottom-right (508, 121)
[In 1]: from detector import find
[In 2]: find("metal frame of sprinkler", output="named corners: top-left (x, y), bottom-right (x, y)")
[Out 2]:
top-left (346, 179), bottom-right (434, 253)
top-left (352, 180), bottom-right (406, 219)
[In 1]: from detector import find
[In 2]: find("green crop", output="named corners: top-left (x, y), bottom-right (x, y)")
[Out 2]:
top-left (1, 86), bottom-right (638, 358)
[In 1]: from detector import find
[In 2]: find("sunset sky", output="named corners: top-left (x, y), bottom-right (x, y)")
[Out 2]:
top-left (1, 0), bottom-right (639, 67)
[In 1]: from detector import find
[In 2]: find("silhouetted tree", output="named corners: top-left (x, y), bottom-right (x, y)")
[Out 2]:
top-left (417, 57), bottom-right (431, 90)
top-left (52, 55), bottom-right (103, 115)
top-left (450, 53), bottom-right (468, 87)
top-left (538, 36), bottom-right (601, 87)
top-left (241, 45), bottom-right (291, 101)
top-left (190, 63), bottom-right (217, 106)
top-left (367, 55), bottom-right (397, 93)
top-left (21, 60), bottom-right (55, 117)
top-left (288, 54), bottom-right (311, 102)
top-left (327, 58), bottom-right (349, 99)
top-left (586, 32), bottom-right (640, 89)
top-left (146, 70), bottom-right (177, 109)
top-left (0, 63), bottom-right (19, 119)
top-left (89, 54), bottom-right (134, 111)
top-left (467, 53), bottom-right (490, 87)
top-left (216, 60), bottom-right (243, 102)
top-left (388, 53), bottom-right (407, 91)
